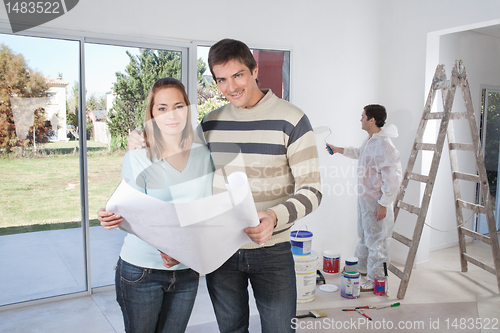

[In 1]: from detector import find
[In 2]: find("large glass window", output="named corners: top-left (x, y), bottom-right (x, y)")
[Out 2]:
top-left (478, 87), bottom-right (500, 234)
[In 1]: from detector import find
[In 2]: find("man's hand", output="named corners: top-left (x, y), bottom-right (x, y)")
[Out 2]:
top-left (159, 251), bottom-right (180, 268)
top-left (97, 208), bottom-right (123, 230)
top-left (245, 210), bottom-right (277, 245)
top-left (325, 143), bottom-right (344, 154)
top-left (126, 130), bottom-right (145, 150)
top-left (374, 205), bottom-right (387, 221)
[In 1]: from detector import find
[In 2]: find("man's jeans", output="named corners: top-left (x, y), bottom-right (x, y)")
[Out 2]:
top-left (115, 258), bottom-right (199, 333)
top-left (206, 242), bottom-right (296, 333)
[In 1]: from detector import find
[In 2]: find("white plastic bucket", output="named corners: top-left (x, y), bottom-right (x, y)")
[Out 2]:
top-left (294, 252), bottom-right (318, 303)
top-left (290, 227), bottom-right (313, 256)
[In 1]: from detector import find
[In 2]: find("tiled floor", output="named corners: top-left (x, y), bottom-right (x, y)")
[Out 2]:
top-left (0, 234), bottom-right (499, 332)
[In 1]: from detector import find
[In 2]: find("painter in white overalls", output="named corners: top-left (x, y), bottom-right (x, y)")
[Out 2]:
top-left (327, 104), bottom-right (402, 291)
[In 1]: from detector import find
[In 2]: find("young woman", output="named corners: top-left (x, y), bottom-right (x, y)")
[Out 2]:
top-left (97, 77), bottom-right (213, 333)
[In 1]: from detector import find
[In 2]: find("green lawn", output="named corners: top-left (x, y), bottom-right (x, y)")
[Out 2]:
top-left (0, 142), bottom-right (125, 235)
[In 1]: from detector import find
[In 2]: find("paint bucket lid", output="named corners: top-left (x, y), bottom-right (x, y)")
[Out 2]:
top-left (319, 284), bottom-right (339, 292)
top-left (323, 250), bottom-right (340, 258)
top-left (290, 230), bottom-right (313, 239)
top-left (345, 257), bottom-right (358, 264)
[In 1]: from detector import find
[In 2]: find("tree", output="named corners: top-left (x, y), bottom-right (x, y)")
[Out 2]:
top-left (197, 81), bottom-right (228, 123)
top-left (195, 57), bottom-right (229, 122)
top-left (66, 81), bottom-right (79, 129)
top-left (107, 49), bottom-right (182, 150)
top-left (86, 92), bottom-right (106, 111)
top-left (197, 58), bottom-right (207, 84)
top-left (0, 43), bottom-right (52, 151)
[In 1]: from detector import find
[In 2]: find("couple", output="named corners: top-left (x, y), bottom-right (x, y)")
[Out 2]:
top-left (98, 39), bottom-right (322, 333)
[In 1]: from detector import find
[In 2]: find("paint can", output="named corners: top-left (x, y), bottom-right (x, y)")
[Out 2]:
top-left (294, 252), bottom-right (318, 303)
top-left (323, 250), bottom-right (340, 274)
top-left (340, 270), bottom-right (360, 299)
top-left (345, 257), bottom-right (358, 273)
top-left (290, 228), bottom-right (313, 256)
top-left (374, 276), bottom-right (386, 296)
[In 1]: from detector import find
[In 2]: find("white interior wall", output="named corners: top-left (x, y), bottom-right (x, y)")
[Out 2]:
top-left (1, 0), bottom-right (500, 267)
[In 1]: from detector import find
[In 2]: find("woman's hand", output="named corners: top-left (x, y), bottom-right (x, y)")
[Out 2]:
top-left (97, 208), bottom-right (123, 230)
top-left (127, 130), bottom-right (145, 150)
top-left (159, 251), bottom-right (180, 268)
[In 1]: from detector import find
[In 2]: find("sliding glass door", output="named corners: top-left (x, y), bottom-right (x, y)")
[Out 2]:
top-left (0, 33), bottom-right (84, 305)
top-left (0, 32), bottom-right (190, 306)
top-left (478, 87), bottom-right (500, 234)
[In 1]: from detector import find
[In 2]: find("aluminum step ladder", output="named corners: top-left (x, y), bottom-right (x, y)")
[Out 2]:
top-left (389, 60), bottom-right (500, 299)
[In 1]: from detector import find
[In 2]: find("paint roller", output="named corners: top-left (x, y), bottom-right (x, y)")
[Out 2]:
top-left (313, 126), bottom-right (334, 155)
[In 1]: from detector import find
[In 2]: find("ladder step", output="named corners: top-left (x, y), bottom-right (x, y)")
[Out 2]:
top-left (453, 172), bottom-right (480, 183)
top-left (449, 143), bottom-right (474, 151)
top-left (397, 201), bottom-right (421, 215)
top-left (415, 143), bottom-right (436, 151)
top-left (408, 172), bottom-right (429, 183)
top-left (459, 227), bottom-right (491, 245)
top-left (425, 112), bottom-right (444, 120)
top-left (450, 112), bottom-right (468, 120)
top-left (388, 263), bottom-right (404, 279)
top-left (463, 253), bottom-right (497, 275)
top-left (423, 112), bottom-right (467, 120)
top-left (392, 231), bottom-right (412, 247)
top-left (457, 199), bottom-right (487, 214)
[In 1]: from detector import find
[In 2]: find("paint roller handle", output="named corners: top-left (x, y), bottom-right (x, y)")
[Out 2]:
top-left (325, 143), bottom-right (344, 155)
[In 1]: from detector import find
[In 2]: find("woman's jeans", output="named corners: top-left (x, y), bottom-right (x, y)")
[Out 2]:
top-left (115, 258), bottom-right (199, 333)
top-left (206, 242), bottom-right (297, 333)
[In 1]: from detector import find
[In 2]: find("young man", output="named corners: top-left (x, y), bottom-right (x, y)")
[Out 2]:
top-left (326, 104), bottom-right (401, 291)
top-left (200, 39), bottom-right (321, 333)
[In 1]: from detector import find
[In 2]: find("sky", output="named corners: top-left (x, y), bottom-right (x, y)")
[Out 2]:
top-left (0, 33), bottom-right (143, 97)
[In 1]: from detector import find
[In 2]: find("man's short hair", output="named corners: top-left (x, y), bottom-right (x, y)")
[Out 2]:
top-left (208, 39), bottom-right (258, 80)
top-left (364, 104), bottom-right (387, 128)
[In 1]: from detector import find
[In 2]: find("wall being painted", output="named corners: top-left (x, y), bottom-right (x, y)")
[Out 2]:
top-left (1, 0), bottom-right (500, 267)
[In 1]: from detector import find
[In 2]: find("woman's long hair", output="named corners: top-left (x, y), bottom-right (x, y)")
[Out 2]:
top-left (143, 78), bottom-right (194, 161)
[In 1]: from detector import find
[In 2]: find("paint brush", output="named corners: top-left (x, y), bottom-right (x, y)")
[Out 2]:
top-left (296, 309), bottom-right (328, 318)
top-left (376, 302), bottom-right (400, 310)
top-left (343, 305), bottom-right (377, 311)
top-left (383, 262), bottom-right (390, 297)
top-left (356, 309), bottom-right (372, 321)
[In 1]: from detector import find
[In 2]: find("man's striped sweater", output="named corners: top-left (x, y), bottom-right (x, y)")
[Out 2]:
top-left (199, 90), bottom-right (322, 249)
